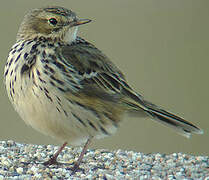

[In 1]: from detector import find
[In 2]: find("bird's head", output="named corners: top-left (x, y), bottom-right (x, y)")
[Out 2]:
top-left (17, 6), bottom-right (91, 43)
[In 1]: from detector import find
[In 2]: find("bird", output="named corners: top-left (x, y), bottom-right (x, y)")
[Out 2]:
top-left (4, 6), bottom-right (203, 173)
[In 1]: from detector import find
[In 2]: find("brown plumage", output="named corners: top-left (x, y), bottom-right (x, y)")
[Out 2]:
top-left (4, 6), bottom-right (203, 173)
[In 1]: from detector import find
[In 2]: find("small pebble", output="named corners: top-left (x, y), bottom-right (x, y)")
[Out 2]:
top-left (16, 167), bottom-right (24, 174)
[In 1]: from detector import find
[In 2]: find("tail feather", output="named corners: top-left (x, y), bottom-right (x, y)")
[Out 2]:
top-left (123, 87), bottom-right (203, 137)
top-left (145, 103), bottom-right (203, 138)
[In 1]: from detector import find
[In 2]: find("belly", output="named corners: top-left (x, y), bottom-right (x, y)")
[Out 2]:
top-left (11, 83), bottom-right (119, 146)
top-left (5, 55), bottom-right (120, 146)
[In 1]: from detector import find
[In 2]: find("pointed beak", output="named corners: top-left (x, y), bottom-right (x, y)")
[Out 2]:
top-left (72, 19), bottom-right (92, 27)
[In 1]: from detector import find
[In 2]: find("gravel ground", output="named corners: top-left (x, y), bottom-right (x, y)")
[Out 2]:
top-left (0, 140), bottom-right (208, 179)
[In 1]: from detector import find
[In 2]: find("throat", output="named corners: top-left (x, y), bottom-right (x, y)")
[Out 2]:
top-left (63, 26), bottom-right (78, 44)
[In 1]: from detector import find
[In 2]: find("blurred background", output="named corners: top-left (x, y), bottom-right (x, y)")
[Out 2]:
top-left (0, 0), bottom-right (208, 155)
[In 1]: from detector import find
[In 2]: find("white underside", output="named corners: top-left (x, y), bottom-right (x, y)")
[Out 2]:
top-left (4, 41), bottom-right (118, 146)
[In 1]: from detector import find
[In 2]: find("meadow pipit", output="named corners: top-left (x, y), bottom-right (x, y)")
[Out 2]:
top-left (4, 6), bottom-right (203, 172)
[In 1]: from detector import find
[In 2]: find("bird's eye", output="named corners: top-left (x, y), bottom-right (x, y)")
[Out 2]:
top-left (49, 18), bottom-right (58, 25)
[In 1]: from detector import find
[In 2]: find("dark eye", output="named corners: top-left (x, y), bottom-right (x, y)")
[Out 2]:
top-left (49, 18), bottom-right (58, 25)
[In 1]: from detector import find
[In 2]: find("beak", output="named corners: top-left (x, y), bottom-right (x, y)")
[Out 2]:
top-left (72, 19), bottom-right (92, 27)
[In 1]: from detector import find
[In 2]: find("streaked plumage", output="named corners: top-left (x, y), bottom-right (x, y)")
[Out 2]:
top-left (4, 6), bottom-right (203, 172)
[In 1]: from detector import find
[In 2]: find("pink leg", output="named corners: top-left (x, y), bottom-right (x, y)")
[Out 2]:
top-left (71, 138), bottom-right (92, 174)
top-left (43, 142), bottom-right (68, 166)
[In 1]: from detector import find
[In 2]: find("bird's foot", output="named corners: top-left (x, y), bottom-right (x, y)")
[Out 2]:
top-left (70, 162), bottom-right (85, 175)
top-left (43, 155), bottom-right (61, 166)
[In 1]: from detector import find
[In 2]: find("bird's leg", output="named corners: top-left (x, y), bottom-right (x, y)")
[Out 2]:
top-left (43, 142), bottom-right (68, 166)
top-left (71, 137), bottom-right (92, 174)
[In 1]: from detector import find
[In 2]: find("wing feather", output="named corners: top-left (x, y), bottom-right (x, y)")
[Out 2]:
top-left (59, 37), bottom-right (203, 137)
top-left (61, 38), bottom-right (127, 95)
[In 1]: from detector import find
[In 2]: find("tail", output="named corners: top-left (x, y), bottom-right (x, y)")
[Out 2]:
top-left (123, 88), bottom-right (204, 138)
top-left (144, 100), bottom-right (203, 138)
